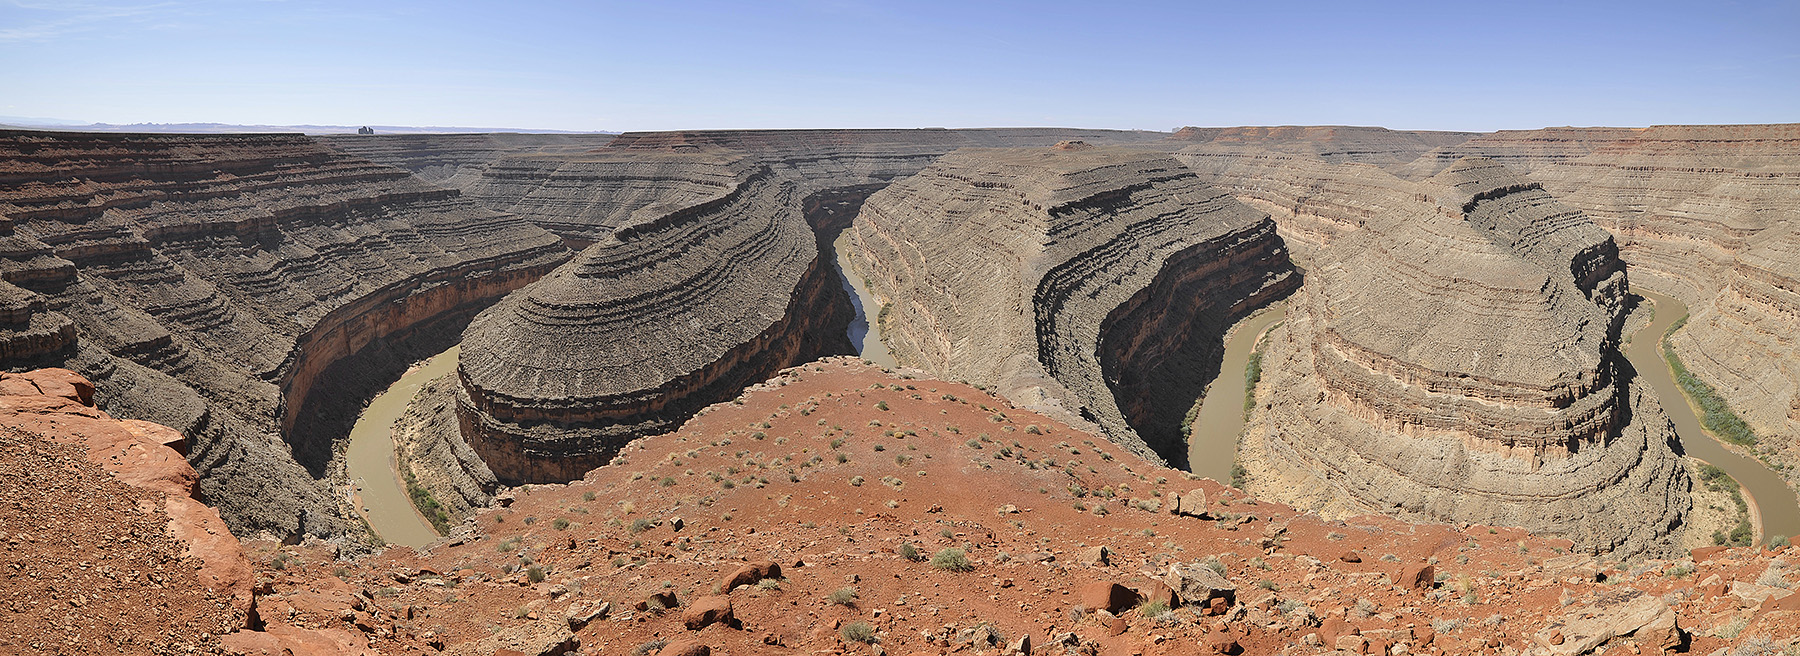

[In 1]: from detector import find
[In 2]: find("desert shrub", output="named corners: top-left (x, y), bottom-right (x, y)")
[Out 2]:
top-left (829, 586), bottom-right (859, 606)
top-left (899, 543), bottom-right (922, 562)
top-left (629, 518), bottom-right (653, 534)
top-left (526, 566), bottom-right (545, 583)
top-left (841, 621), bottom-right (877, 643)
top-left (931, 548), bottom-right (973, 572)
top-left (552, 518), bottom-right (570, 531)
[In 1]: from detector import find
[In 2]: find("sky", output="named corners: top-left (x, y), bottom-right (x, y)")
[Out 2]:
top-left (1, 0), bottom-right (1796, 132)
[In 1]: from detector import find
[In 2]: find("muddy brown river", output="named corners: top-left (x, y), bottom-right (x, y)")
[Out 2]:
top-left (834, 233), bottom-right (897, 368)
top-left (1188, 305), bottom-right (1286, 484)
top-left (345, 345), bottom-right (459, 548)
top-left (1628, 290), bottom-right (1800, 543)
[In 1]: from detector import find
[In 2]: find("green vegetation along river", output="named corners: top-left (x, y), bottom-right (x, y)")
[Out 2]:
top-left (1188, 305), bottom-right (1287, 484)
top-left (1628, 291), bottom-right (1800, 544)
top-left (345, 346), bottom-right (460, 548)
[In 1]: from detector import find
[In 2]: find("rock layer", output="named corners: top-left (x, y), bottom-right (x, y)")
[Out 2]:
top-left (0, 130), bottom-right (569, 539)
top-left (1252, 158), bottom-right (1687, 555)
top-left (1416, 126), bottom-right (1800, 472)
top-left (457, 155), bottom-right (852, 483)
top-left (846, 146), bottom-right (1297, 464)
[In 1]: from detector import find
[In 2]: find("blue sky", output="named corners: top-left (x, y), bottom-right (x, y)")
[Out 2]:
top-left (2, 0), bottom-right (1796, 132)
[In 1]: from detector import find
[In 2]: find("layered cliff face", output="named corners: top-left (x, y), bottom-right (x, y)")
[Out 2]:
top-left (845, 146), bottom-right (1297, 465)
top-left (1413, 125), bottom-right (1800, 490)
top-left (1249, 158), bottom-right (1687, 555)
top-left (320, 132), bottom-right (616, 189)
top-left (1168, 125), bottom-right (1479, 166)
top-left (0, 130), bottom-right (570, 540)
top-left (459, 148), bottom-right (754, 247)
top-left (456, 153), bottom-right (852, 483)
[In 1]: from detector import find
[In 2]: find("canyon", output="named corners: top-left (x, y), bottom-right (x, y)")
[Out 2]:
top-left (3, 122), bottom-right (1800, 655)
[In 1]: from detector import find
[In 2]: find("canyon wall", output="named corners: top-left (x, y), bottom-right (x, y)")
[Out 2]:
top-left (456, 153), bottom-right (853, 483)
top-left (321, 132), bottom-right (616, 189)
top-left (0, 130), bottom-right (569, 540)
top-left (1403, 125), bottom-right (1800, 492)
top-left (845, 145), bottom-right (1297, 465)
top-left (1248, 157), bottom-right (1687, 555)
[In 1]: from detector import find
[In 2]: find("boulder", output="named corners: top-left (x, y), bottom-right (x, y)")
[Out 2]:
top-left (716, 560), bottom-right (781, 593)
top-left (682, 595), bottom-right (733, 630)
top-left (445, 617), bottom-right (578, 656)
top-left (1339, 551), bottom-right (1362, 563)
top-left (1080, 582), bottom-right (1139, 614)
top-left (566, 600), bottom-right (609, 630)
top-left (1164, 562), bottom-right (1235, 607)
top-left (1397, 563), bottom-right (1434, 592)
top-left (1077, 545), bottom-right (1110, 566)
top-left (656, 640), bottom-right (710, 656)
top-left (1531, 592), bottom-right (1682, 656)
top-left (1140, 580), bottom-right (1177, 608)
top-left (1320, 616), bottom-right (1359, 645)
top-left (1170, 489), bottom-right (1208, 518)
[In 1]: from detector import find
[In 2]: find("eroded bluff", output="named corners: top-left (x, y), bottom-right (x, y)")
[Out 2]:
top-left (456, 152), bottom-right (852, 483)
top-left (0, 130), bottom-right (569, 540)
top-left (1412, 125), bottom-right (1800, 473)
top-left (844, 145), bottom-right (1297, 465)
top-left (1249, 157), bottom-right (1688, 555)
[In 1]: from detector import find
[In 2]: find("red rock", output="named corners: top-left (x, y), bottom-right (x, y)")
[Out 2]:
top-left (715, 559), bottom-right (781, 593)
top-left (1206, 597), bottom-right (1229, 615)
top-left (1079, 581), bottom-right (1138, 614)
top-left (682, 595), bottom-right (733, 630)
top-left (18, 368), bottom-right (95, 405)
top-left (1691, 546), bottom-right (1729, 561)
top-left (1103, 611), bottom-right (1127, 636)
top-left (1412, 625), bottom-right (1434, 647)
top-left (1206, 635), bottom-right (1240, 654)
top-left (1339, 551), bottom-right (1362, 563)
top-left (1140, 580), bottom-right (1177, 608)
top-left (656, 639), bottom-right (709, 656)
top-left (1321, 617), bottom-right (1359, 645)
top-left (1397, 563), bottom-right (1434, 592)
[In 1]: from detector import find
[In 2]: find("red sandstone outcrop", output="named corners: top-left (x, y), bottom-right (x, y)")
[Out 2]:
top-left (0, 368), bottom-right (250, 652)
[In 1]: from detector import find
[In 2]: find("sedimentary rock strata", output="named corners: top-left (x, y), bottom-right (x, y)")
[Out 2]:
top-left (1428, 127), bottom-right (1800, 472)
top-left (845, 146), bottom-right (1297, 464)
top-left (321, 132), bottom-right (615, 188)
top-left (0, 130), bottom-right (569, 539)
top-left (1251, 158), bottom-right (1687, 554)
top-left (457, 155), bottom-right (852, 483)
top-left (1169, 125), bottom-right (1478, 166)
top-left (460, 148), bottom-right (756, 247)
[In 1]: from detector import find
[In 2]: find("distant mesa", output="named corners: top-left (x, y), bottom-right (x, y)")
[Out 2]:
top-left (357, 125), bottom-right (374, 135)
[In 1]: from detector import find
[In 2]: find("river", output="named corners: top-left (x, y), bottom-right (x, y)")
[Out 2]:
top-left (1187, 305), bottom-right (1287, 484)
top-left (833, 233), bottom-right (897, 368)
top-left (344, 345), bottom-right (460, 548)
top-left (1627, 290), bottom-right (1800, 544)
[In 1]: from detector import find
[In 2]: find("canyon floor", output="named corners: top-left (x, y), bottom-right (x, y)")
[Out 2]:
top-left (9, 359), bottom-right (1800, 655)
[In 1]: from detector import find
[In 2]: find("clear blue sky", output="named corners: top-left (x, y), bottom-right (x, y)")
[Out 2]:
top-left (3, 0), bottom-right (1796, 132)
